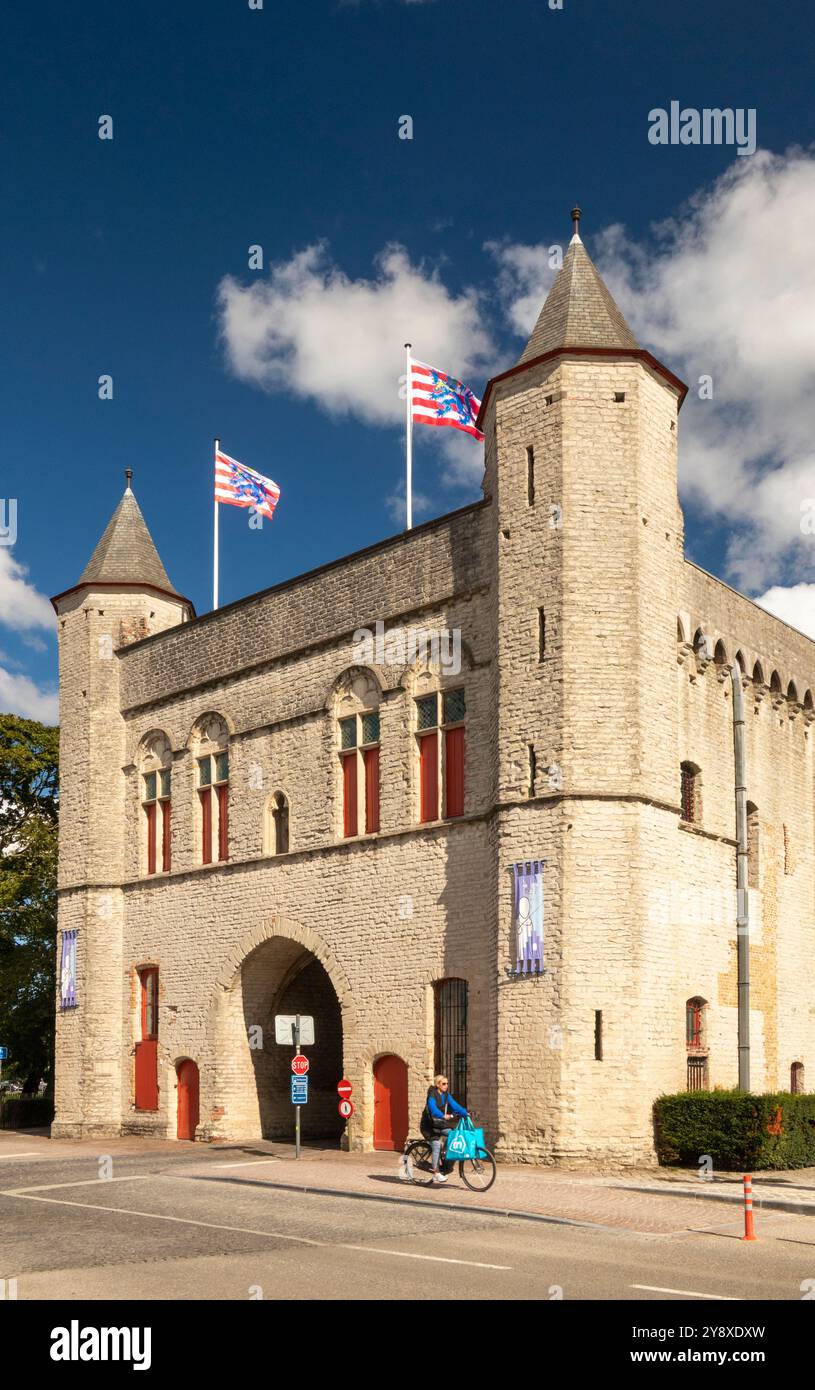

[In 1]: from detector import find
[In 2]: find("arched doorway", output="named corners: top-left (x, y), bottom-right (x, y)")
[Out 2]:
top-left (176, 1059), bottom-right (199, 1141)
top-left (373, 1054), bottom-right (408, 1150)
top-left (238, 938), bottom-right (344, 1142)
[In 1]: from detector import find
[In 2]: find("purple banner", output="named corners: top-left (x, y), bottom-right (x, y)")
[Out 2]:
top-left (512, 861), bottom-right (545, 974)
top-left (60, 930), bottom-right (77, 1009)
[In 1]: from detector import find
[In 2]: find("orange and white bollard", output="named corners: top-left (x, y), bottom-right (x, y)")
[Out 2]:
top-left (742, 1173), bottom-right (757, 1241)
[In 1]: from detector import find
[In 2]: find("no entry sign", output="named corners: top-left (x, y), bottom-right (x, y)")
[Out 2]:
top-left (338, 1099), bottom-right (354, 1119)
top-left (291, 1055), bottom-right (309, 1076)
top-left (337, 1079), bottom-right (353, 1100)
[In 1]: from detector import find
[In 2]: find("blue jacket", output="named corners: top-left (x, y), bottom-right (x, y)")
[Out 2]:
top-left (427, 1089), bottom-right (467, 1121)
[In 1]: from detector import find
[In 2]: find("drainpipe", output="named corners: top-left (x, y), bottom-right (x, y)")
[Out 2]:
top-left (731, 662), bottom-right (750, 1091)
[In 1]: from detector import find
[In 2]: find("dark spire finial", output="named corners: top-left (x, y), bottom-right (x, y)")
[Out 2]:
top-left (571, 206), bottom-right (582, 237)
top-left (124, 468), bottom-right (133, 492)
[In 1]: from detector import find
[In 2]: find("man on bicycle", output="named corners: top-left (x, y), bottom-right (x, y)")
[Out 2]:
top-left (421, 1074), bottom-right (467, 1185)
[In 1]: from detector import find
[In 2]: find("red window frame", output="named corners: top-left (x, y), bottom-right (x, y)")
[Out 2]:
top-left (217, 783), bottom-right (229, 862)
top-left (145, 802), bottom-right (157, 875)
top-left (342, 751), bottom-right (358, 838)
top-left (419, 731), bottom-right (439, 823)
top-left (686, 1001), bottom-right (704, 1049)
top-left (199, 788), bottom-right (213, 864)
top-left (364, 745), bottom-right (380, 834)
top-left (140, 967), bottom-right (159, 1040)
top-left (444, 725), bottom-right (465, 819)
top-left (161, 799), bottom-right (171, 872)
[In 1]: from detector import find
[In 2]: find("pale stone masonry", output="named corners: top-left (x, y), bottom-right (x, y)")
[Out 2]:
top-left (51, 217), bottom-right (815, 1165)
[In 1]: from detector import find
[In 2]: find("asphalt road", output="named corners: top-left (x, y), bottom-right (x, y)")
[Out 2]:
top-left (2, 1144), bottom-right (815, 1302)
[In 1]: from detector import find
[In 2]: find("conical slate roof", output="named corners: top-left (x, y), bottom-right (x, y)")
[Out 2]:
top-left (79, 484), bottom-right (181, 596)
top-left (517, 226), bottom-right (639, 365)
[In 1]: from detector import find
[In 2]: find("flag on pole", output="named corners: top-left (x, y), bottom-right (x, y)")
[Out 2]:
top-left (408, 359), bottom-right (484, 441)
top-left (215, 449), bottom-right (281, 521)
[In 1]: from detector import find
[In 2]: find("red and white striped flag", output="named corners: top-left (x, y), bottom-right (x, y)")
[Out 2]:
top-left (409, 358), bottom-right (484, 441)
top-left (214, 449), bottom-right (281, 521)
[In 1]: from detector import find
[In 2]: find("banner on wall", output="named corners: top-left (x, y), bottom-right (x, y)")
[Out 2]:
top-left (60, 930), bottom-right (77, 1009)
top-left (511, 861), bottom-right (545, 975)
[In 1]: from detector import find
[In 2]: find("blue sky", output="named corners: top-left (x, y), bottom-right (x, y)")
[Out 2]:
top-left (2, 0), bottom-right (815, 720)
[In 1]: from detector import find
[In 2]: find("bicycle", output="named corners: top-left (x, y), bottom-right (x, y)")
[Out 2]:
top-left (401, 1111), bottom-right (497, 1192)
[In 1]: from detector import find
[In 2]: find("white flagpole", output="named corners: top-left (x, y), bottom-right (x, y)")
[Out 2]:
top-left (404, 343), bottom-right (413, 531)
top-left (213, 437), bottom-right (220, 611)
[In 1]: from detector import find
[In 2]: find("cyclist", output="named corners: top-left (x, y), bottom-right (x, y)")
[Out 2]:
top-left (421, 1074), bottom-right (467, 1185)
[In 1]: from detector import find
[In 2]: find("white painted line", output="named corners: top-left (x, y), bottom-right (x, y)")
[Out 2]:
top-left (0, 1153), bottom-right (41, 1159)
top-left (341, 1243), bottom-right (510, 1270)
top-left (632, 1284), bottom-right (738, 1301)
top-left (208, 1159), bottom-right (280, 1169)
top-left (3, 1192), bottom-right (510, 1270)
top-left (3, 1175), bottom-right (150, 1195)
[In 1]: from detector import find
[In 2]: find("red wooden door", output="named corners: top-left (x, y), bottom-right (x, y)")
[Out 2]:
top-left (176, 1060), bottom-right (199, 1141)
top-left (373, 1054), bottom-right (408, 1151)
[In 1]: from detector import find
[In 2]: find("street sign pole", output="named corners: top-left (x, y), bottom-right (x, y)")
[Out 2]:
top-left (294, 1014), bottom-right (301, 1160)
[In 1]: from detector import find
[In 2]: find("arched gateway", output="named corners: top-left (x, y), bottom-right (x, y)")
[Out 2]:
top-left (210, 917), bottom-right (355, 1144)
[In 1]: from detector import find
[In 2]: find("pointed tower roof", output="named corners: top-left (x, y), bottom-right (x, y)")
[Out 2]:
top-left (52, 471), bottom-right (194, 614)
top-left (476, 209), bottom-right (687, 429)
top-left (79, 471), bottom-right (181, 593)
top-left (516, 207), bottom-right (639, 364)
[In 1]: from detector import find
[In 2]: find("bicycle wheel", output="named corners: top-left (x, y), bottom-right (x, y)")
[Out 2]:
top-left (405, 1141), bottom-right (436, 1186)
top-left (459, 1147), bottom-right (497, 1192)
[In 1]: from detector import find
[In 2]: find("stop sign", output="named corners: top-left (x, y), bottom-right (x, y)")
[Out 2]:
top-left (291, 1055), bottom-right (309, 1075)
top-left (337, 1079), bottom-right (353, 1099)
top-left (339, 1099), bottom-right (354, 1118)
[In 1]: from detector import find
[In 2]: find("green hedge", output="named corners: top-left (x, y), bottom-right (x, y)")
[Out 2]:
top-left (0, 1094), bottom-right (55, 1129)
top-left (654, 1090), bottom-right (815, 1170)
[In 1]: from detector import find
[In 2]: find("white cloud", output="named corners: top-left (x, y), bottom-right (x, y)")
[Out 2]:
top-left (755, 583), bottom-right (815, 642)
top-left (0, 549), bottom-right (56, 633)
top-left (488, 149), bottom-right (815, 594)
top-left (0, 666), bottom-right (58, 724)
top-left (217, 243), bottom-right (493, 430)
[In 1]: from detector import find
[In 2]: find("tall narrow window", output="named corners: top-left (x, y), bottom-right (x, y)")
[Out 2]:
top-left (434, 979), bottom-right (468, 1105)
top-left (443, 689), bottom-right (466, 819)
top-left (272, 793), bottom-right (289, 855)
top-left (594, 1011), bottom-right (603, 1060)
top-left (791, 1062), bottom-right (805, 1094)
top-left (142, 767), bottom-right (171, 873)
top-left (686, 997), bottom-right (706, 1049)
top-left (538, 608), bottom-right (546, 661)
top-left (529, 744), bottom-right (537, 797)
top-left (526, 446), bottom-right (535, 505)
top-left (339, 710), bottom-right (380, 837)
top-left (680, 762), bottom-right (700, 824)
top-left (198, 751), bottom-right (229, 864)
top-left (416, 690), bottom-right (466, 822)
top-left (135, 967), bottom-right (159, 1111)
top-left (417, 695), bottom-right (438, 824)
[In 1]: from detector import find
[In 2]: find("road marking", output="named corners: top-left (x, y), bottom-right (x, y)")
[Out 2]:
top-left (0, 1153), bottom-right (41, 1160)
top-left (3, 1175), bottom-right (150, 1195)
top-left (632, 1284), bottom-right (738, 1300)
top-left (2, 1191), bottom-right (510, 1270)
top-left (340, 1244), bottom-right (509, 1270)
top-left (207, 1159), bottom-right (279, 1169)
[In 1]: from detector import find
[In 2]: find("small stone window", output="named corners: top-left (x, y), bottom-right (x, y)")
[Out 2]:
top-left (791, 1062), bottom-right (805, 1094)
top-left (680, 762), bottom-right (701, 824)
top-left (613, 391), bottom-right (626, 402)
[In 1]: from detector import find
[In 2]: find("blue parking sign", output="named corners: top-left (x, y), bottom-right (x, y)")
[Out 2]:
top-left (291, 1075), bottom-right (308, 1105)
top-left (0, 1047), bottom-right (7, 1060)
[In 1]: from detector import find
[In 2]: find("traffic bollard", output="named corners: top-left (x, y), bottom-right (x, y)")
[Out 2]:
top-left (742, 1173), bottom-right (757, 1241)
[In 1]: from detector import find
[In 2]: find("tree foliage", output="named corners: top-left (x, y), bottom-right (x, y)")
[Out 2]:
top-left (0, 714), bottom-right (59, 1094)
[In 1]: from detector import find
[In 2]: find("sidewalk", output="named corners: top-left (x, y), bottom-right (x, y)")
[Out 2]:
top-left (3, 1128), bottom-right (815, 1233)
top-left (195, 1142), bottom-right (815, 1232)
